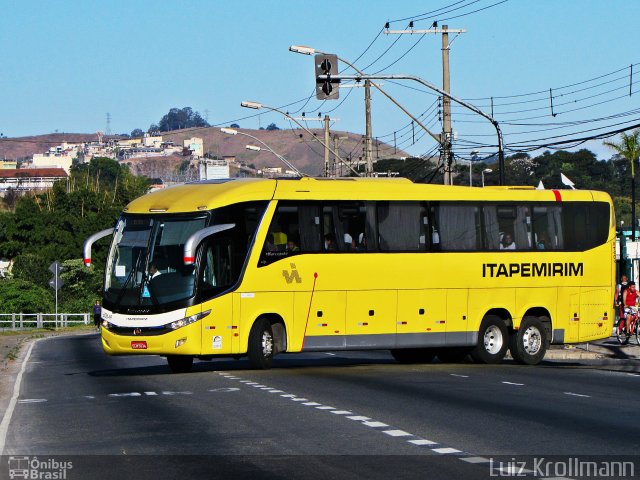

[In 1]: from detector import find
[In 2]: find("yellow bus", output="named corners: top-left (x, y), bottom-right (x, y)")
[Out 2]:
top-left (84, 177), bottom-right (615, 372)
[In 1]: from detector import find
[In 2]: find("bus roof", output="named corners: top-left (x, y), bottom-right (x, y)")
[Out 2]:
top-left (123, 177), bottom-right (612, 214)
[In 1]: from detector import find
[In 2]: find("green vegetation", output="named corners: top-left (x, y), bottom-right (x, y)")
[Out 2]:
top-left (0, 157), bottom-right (148, 314)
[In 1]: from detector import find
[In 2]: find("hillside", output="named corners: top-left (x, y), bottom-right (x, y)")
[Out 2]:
top-left (0, 127), bottom-right (410, 177)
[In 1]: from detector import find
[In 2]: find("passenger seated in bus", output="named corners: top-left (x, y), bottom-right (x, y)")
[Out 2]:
top-left (357, 233), bottom-right (367, 251)
top-left (324, 233), bottom-right (337, 251)
top-left (536, 233), bottom-right (549, 250)
top-left (286, 235), bottom-right (300, 252)
top-left (264, 233), bottom-right (278, 252)
top-left (499, 232), bottom-right (516, 250)
top-left (344, 233), bottom-right (356, 250)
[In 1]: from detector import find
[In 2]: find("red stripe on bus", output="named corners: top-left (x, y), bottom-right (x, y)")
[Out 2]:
top-left (552, 190), bottom-right (562, 202)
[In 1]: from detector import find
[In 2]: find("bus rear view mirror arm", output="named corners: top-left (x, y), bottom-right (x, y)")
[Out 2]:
top-left (83, 229), bottom-right (114, 267)
top-left (183, 224), bottom-right (236, 265)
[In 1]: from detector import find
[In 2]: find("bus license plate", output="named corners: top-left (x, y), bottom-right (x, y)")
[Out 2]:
top-left (131, 341), bottom-right (147, 349)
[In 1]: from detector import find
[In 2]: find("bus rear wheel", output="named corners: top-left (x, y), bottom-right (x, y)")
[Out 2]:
top-left (509, 316), bottom-right (549, 365)
top-left (471, 315), bottom-right (508, 364)
top-left (248, 318), bottom-right (274, 369)
top-left (166, 355), bottom-right (193, 373)
top-left (390, 348), bottom-right (436, 364)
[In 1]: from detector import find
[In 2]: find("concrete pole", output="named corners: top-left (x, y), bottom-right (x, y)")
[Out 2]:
top-left (365, 80), bottom-right (373, 176)
top-left (442, 25), bottom-right (453, 185)
top-left (324, 115), bottom-right (330, 177)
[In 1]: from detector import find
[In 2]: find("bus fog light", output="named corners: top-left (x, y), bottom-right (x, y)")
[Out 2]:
top-left (175, 338), bottom-right (187, 348)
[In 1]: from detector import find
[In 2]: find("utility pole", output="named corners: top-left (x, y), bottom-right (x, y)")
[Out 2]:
top-left (385, 24), bottom-right (465, 185)
top-left (324, 114), bottom-right (331, 177)
top-left (332, 134), bottom-right (348, 177)
top-left (441, 25), bottom-right (453, 185)
top-left (365, 79), bottom-right (373, 176)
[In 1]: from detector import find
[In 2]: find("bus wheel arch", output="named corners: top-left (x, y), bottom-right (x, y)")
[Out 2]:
top-left (470, 313), bottom-right (509, 364)
top-left (509, 314), bottom-right (550, 365)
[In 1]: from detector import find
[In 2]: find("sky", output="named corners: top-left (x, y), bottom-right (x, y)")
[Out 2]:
top-left (1, 0), bottom-right (640, 163)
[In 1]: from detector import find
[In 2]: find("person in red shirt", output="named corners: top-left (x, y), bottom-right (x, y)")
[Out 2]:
top-left (622, 281), bottom-right (638, 335)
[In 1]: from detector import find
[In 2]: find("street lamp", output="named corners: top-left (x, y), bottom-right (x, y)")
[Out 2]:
top-left (240, 101), bottom-right (360, 177)
top-left (220, 127), bottom-right (303, 176)
top-left (482, 168), bottom-right (492, 188)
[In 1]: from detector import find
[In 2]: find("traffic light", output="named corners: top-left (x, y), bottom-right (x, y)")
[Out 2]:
top-left (315, 54), bottom-right (340, 100)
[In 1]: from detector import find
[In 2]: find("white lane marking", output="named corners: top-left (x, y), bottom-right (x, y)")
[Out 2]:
top-left (330, 410), bottom-right (353, 415)
top-left (207, 388), bottom-right (240, 393)
top-left (252, 384), bottom-right (266, 388)
top-left (362, 421), bottom-right (389, 428)
top-left (83, 396), bottom-right (95, 400)
top-left (450, 374), bottom-right (469, 378)
top-left (383, 429), bottom-right (412, 437)
top-left (461, 457), bottom-right (490, 464)
top-left (109, 392), bottom-right (142, 397)
top-left (280, 394), bottom-right (297, 398)
top-left (324, 353), bottom-right (336, 356)
top-left (291, 398), bottom-right (308, 402)
top-left (564, 392), bottom-right (591, 398)
top-left (144, 392), bottom-right (158, 396)
top-left (432, 447), bottom-right (462, 454)
top-left (18, 399), bottom-right (47, 404)
top-left (315, 406), bottom-right (335, 410)
top-left (161, 391), bottom-right (192, 396)
top-left (501, 381), bottom-right (525, 386)
top-left (409, 439), bottom-right (437, 446)
top-left (0, 338), bottom-right (37, 454)
top-left (347, 416), bottom-right (371, 421)
top-left (268, 389), bottom-right (284, 393)
top-left (302, 402), bottom-right (322, 406)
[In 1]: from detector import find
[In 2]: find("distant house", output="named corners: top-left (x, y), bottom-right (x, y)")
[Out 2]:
top-left (0, 168), bottom-right (67, 194)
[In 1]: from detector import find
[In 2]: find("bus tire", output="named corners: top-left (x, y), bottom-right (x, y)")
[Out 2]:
top-left (509, 316), bottom-right (548, 365)
top-left (248, 318), bottom-right (274, 369)
top-left (470, 315), bottom-right (508, 364)
top-left (166, 355), bottom-right (193, 373)
top-left (436, 348), bottom-right (472, 363)
top-left (390, 348), bottom-right (436, 364)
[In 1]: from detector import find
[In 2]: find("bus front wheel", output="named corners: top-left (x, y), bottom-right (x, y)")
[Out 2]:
top-left (471, 315), bottom-right (508, 364)
top-left (248, 318), bottom-right (274, 369)
top-left (166, 355), bottom-right (193, 373)
top-left (509, 316), bottom-right (548, 365)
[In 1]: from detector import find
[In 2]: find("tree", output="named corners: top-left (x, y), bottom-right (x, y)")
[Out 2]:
top-left (130, 128), bottom-right (144, 138)
top-left (604, 130), bottom-right (640, 232)
top-left (230, 123), bottom-right (240, 128)
top-left (266, 123), bottom-right (280, 131)
top-left (152, 107), bottom-right (209, 132)
top-left (0, 279), bottom-right (53, 314)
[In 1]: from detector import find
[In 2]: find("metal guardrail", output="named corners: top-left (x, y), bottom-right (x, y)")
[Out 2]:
top-left (0, 313), bottom-right (90, 331)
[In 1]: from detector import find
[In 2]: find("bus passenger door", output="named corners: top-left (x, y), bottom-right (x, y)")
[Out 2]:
top-left (396, 289), bottom-right (447, 348)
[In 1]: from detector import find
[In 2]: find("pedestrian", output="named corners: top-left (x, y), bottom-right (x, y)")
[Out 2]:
top-left (93, 300), bottom-right (102, 331)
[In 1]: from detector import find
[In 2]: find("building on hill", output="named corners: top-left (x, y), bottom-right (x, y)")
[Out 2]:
top-left (0, 168), bottom-right (67, 195)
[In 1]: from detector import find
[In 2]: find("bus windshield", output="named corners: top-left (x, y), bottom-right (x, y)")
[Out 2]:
top-left (104, 215), bottom-right (207, 307)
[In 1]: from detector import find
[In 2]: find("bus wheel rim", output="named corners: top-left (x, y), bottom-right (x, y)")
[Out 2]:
top-left (483, 325), bottom-right (503, 355)
top-left (262, 331), bottom-right (273, 357)
top-left (522, 326), bottom-right (541, 355)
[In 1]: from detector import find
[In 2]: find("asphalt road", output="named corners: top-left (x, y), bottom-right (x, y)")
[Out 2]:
top-left (1, 333), bottom-right (639, 479)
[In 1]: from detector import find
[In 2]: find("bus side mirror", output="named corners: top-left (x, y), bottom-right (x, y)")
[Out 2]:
top-left (83, 229), bottom-right (114, 267)
top-left (183, 224), bottom-right (236, 265)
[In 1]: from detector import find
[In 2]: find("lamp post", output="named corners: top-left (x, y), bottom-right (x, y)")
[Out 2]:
top-left (240, 101), bottom-right (360, 177)
top-left (220, 127), bottom-right (302, 176)
top-left (482, 168), bottom-right (492, 188)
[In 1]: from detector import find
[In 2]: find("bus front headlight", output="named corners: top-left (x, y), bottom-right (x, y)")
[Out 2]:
top-left (166, 310), bottom-right (211, 330)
